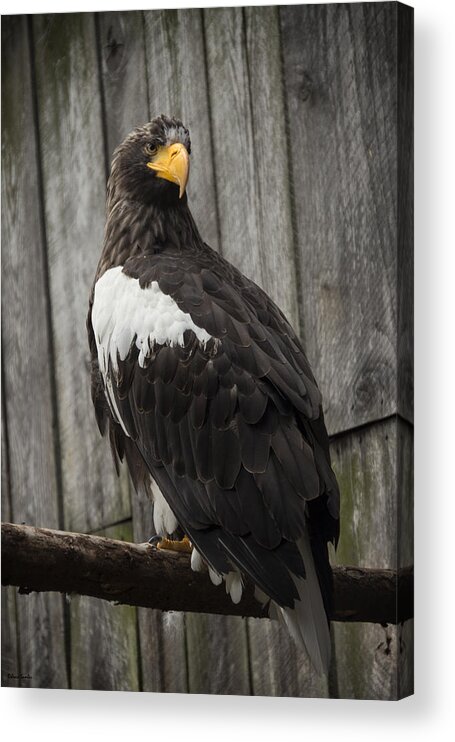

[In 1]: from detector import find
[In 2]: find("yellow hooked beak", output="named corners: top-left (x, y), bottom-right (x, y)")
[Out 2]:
top-left (146, 142), bottom-right (190, 198)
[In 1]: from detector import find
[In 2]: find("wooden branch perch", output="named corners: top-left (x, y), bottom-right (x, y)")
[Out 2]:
top-left (1, 523), bottom-right (413, 624)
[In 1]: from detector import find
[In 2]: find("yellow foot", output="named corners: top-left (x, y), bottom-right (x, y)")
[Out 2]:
top-left (156, 535), bottom-right (192, 553)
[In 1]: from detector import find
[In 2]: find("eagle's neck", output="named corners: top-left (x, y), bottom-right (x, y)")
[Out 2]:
top-left (95, 197), bottom-right (204, 279)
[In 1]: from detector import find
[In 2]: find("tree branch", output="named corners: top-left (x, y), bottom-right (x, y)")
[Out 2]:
top-left (1, 522), bottom-right (413, 624)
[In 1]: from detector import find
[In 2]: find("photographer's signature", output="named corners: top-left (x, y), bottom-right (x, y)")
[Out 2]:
top-left (7, 672), bottom-right (32, 680)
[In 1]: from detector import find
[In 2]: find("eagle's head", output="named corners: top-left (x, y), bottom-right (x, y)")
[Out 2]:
top-left (109, 114), bottom-right (191, 207)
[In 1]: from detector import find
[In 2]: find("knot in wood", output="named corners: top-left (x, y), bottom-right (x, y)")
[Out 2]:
top-left (299, 69), bottom-right (314, 102)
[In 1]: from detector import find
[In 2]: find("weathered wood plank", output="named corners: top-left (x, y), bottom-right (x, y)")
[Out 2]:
top-left (204, 6), bottom-right (299, 326)
top-left (396, 409), bottom-right (414, 699)
top-left (1, 378), bottom-right (19, 687)
top-left (132, 490), bottom-right (188, 693)
top-left (331, 419), bottom-right (412, 570)
top-left (1, 16), bottom-right (61, 541)
top-left (247, 619), bottom-right (328, 698)
top-left (397, 619), bottom-right (414, 700)
top-left (137, 608), bottom-right (189, 693)
top-left (0, 595), bottom-right (18, 687)
top-left (186, 613), bottom-right (250, 696)
top-left (97, 10), bottom-right (149, 160)
top-left (281, 2), bottom-right (409, 434)
top-left (32, 13), bottom-right (130, 533)
top-left (0, 590), bottom-right (18, 687)
top-left (143, 8), bottom-right (219, 250)
top-left (1, 15), bottom-right (67, 689)
top-left (70, 521), bottom-right (140, 691)
top-left (329, 417), bottom-right (413, 700)
top-left (397, 2), bottom-right (414, 440)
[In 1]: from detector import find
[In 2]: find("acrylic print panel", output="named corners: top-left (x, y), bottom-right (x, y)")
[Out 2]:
top-left (1, 2), bottom-right (413, 699)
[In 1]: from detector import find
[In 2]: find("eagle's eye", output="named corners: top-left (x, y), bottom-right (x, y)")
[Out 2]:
top-left (145, 143), bottom-right (158, 157)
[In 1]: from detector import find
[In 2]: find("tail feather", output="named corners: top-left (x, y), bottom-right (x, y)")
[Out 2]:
top-left (276, 531), bottom-right (331, 675)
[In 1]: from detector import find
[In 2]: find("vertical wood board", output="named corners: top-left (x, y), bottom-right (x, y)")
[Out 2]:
top-left (1, 378), bottom-right (19, 687)
top-left (132, 488), bottom-right (189, 693)
top-left (397, 3), bottom-right (414, 425)
top-left (396, 412), bottom-right (413, 698)
top-left (204, 6), bottom-right (299, 327)
top-left (143, 8), bottom-right (219, 250)
top-left (70, 521), bottom-right (140, 691)
top-left (186, 612), bottom-right (250, 696)
top-left (281, 2), bottom-right (405, 434)
top-left (32, 13), bottom-right (131, 533)
top-left (331, 418), bottom-right (413, 570)
top-left (97, 10), bottom-right (149, 161)
top-left (247, 618), bottom-right (328, 698)
top-left (1, 15), bottom-right (68, 689)
top-left (1, 16), bottom-right (60, 532)
top-left (330, 417), bottom-right (413, 700)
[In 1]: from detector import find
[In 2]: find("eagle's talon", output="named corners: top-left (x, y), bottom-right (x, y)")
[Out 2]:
top-left (147, 535), bottom-right (162, 547)
top-left (156, 535), bottom-right (192, 553)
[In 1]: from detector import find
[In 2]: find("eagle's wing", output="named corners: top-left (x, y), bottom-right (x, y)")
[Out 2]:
top-left (88, 244), bottom-right (339, 673)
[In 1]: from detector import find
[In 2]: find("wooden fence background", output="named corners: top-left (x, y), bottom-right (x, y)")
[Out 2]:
top-left (1, 2), bottom-right (413, 699)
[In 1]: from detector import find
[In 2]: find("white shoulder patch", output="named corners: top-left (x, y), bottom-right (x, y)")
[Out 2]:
top-left (91, 266), bottom-right (212, 377)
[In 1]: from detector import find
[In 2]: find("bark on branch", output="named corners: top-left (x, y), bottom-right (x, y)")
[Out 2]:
top-left (1, 522), bottom-right (413, 624)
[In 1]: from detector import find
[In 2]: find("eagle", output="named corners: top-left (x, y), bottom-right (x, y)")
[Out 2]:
top-left (87, 114), bottom-right (340, 675)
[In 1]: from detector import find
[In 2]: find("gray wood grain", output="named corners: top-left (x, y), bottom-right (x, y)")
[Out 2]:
top-left (397, 2), bottom-right (414, 433)
top-left (70, 521), bottom-right (140, 691)
top-left (204, 6), bottom-right (299, 326)
top-left (331, 419), bottom-right (412, 570)
top-left (186, 613), bottom-right (250, 696)
top-left (132, 488), bottom-right (188, 693)
top-left (97, 10), bottom-right (149, 161)
top-left (1, 376), bottom-right (19, 687)
top-left (329, 417), bottom-right (413, 700)
top-left (396, 8), bottom-right (414, 696)
top-left (396, 414), bottom-right (414, 699)
top-left (281, 2), bottom-right (410, 434)
top-left (397, 619), bottom-right (414, 700)
top-left (137, 608), bottom-right (189, 694)
top-left (247, 619), bottom-right (328, 698)
top-left (1, 15), bottom-right (67, 689)
top-left (143, 8), bottom-right (219, 251)
top-left (0, 591), bottom-right (18, 687)
top-left (32, 13), bottom-right (131, 533)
